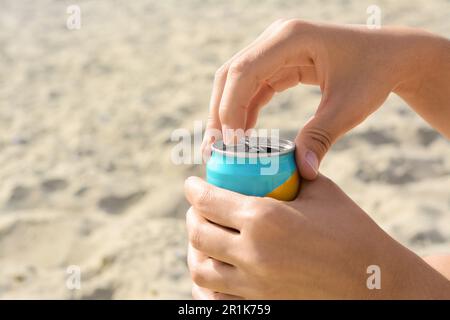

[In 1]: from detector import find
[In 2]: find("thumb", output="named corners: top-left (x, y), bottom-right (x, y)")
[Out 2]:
top-left (295, 112), bottom-right (342, 180)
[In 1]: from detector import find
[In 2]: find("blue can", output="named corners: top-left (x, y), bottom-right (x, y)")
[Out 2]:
top-left (206, 137), bottom-right (299, 201)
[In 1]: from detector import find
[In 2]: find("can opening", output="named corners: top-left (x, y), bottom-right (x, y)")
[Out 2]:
top-left (212, 137), bottom-right (295, 157)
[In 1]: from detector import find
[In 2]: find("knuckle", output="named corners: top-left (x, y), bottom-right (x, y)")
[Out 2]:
top-left (209, 260), bottom-right (232, 286)
top-left (272, 18), bottom-right (288, 27)
top-left (254, 198), bottom-right (280, 220)
top-left (243, 196), bottom-right (261, 211)
top-left (218, 106), bottom-right (230, 123)
top-left (214, 65), bottom-right (228, 81)
top-left (266, 18), bottom-right (288, 33)
top-left (190, 264), bottom-right (207, 287)
top-left (242, 197), bottom-right (280, 230)
top-left (241, 247), bottom-right (272, 275)
top-left (206, 114), bottom-right (217, 127)
top-left (228, 59), bottom-right (250, 79)
top-left (189, 222), bottom-right (204, 250)
top-left (301, 126), bottom-right (333, 155)
top-left (279, 19), bottom-right (303, 34)
top-left (252, 253), bottom-right (271, 273)
top-left (219, 104), bottom-right (248, 123)
top-left (240, 197), bottom-right (260, 219)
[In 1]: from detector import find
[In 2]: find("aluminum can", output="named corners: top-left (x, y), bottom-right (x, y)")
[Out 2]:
top-left (206, 137), bottom-right (299, 201)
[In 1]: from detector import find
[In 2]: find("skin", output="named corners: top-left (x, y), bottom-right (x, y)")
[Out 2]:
top-left (188, 20), bottom-right (450, 299)
top-left (185, 176), bottom-right (450, 299)
top-left (202, 19), bottom-right (450, 178)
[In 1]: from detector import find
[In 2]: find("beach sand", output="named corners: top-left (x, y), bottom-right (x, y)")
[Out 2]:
top-left (0, 0), bottom-right (449, 299)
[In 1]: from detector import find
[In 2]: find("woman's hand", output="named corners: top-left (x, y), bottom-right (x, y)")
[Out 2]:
top-left (203, 19), bottom-right (450, 179)
top-left (184, 175), bottom-right (450, 299)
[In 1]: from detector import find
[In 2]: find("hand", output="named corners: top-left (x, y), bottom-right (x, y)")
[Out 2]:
top-left (202, 19), bottom-right (450, 179)
top-left (184, 176), bottom-right (450, 299)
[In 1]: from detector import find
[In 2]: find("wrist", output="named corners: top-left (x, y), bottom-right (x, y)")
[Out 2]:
top-left (387, 27), bottom-right (445, 97)
top-left (371, 237), bottom-right (450, 299)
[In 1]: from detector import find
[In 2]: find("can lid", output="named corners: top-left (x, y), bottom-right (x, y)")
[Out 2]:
top-left (211, 137), bottom-right (295, 158)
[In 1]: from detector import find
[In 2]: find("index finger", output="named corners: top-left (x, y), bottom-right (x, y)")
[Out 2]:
top-left (203, 19), bottom-right (289, 151)
top-left (219, 20), bottom-right (315, 142)
top-left (184, 176), bottom-right (247, 231)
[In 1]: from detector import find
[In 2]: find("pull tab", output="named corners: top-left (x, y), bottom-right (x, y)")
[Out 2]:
top-left (244, 137), bottom-right (280, 154)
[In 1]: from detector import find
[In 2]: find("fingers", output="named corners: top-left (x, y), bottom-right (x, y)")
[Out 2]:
top-left (186, 207), bottom-right (239, 265)
top-left (295, 66), bottom-right (318, 86)
top-left (219, 20), bottom-right (315, 143)
top-left (184, 176), bottom-right (247, 230)
top-left (203, 19), bottom-right (289, 151)
top-left (188, 244), bottom-right (243, 297)
top-left (192, 284), bottom-right (243, 300)
top-left (245, 66), bottom-right (318, 130)
top-left (244, 83), bottom-right (275, 130)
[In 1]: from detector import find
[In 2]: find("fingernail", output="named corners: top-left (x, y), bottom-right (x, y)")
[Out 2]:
top-left (305, 150), bottom-right (319, 174)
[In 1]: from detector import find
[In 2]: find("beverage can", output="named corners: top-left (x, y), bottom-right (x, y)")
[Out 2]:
top-left (206, 137), bottom-right (300, 201)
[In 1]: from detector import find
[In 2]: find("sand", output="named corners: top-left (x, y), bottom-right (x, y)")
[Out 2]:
top-left (0, 0), bottom-right (449, 299)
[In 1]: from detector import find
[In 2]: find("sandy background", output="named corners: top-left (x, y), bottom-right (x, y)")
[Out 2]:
top-left (0, 0), bottom-right (449, 299)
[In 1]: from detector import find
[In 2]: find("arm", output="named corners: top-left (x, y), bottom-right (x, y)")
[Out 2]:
top-left (424, 255), bottom-right (450, 280)
top-left (202, 20), bottom-right (450, 179)
top-left (184, 175), bottom-right (450, 299)
top-left (392, 30), bottom-right (450, 138)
